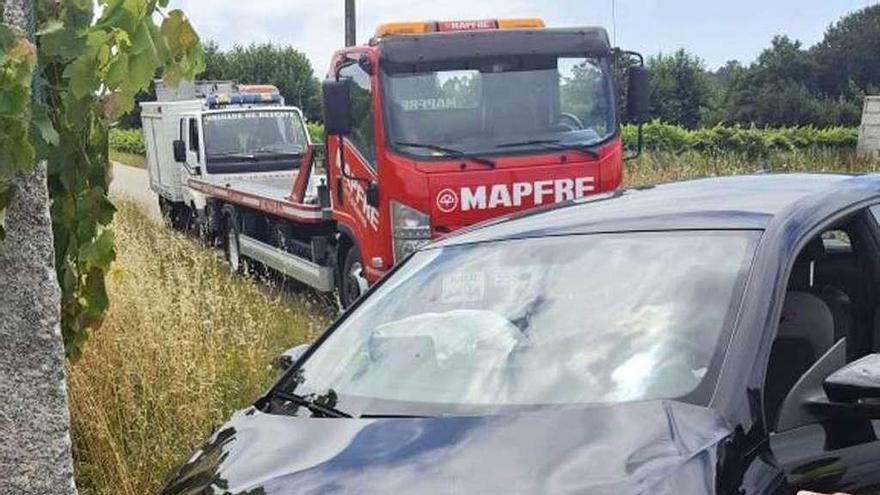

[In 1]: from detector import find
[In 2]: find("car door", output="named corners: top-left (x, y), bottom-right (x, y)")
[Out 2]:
top-left (767, 208), bottom-right (880, 495)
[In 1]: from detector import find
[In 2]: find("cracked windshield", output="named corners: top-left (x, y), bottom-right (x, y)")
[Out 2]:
top-left (288, 231), bottom-right (757, 413)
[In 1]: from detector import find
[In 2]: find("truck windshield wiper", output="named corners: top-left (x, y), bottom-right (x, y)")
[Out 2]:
top-left (208, 151), bottom-right (258, 160)
top-left (395, 141), bottom-right (496, 168)
top-left (272, 390), bottom-right (352, 418)
top-left (495, 139), bottom-right (600, 159)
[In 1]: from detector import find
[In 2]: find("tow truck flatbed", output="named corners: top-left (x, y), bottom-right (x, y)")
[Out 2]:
top-left (187, 147), bottom-right (331, 225)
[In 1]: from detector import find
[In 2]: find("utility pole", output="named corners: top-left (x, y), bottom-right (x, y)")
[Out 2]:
top-left (345, 0), bottom-right (356, 47)
top-left (0, 1), bottom-right (77, 494)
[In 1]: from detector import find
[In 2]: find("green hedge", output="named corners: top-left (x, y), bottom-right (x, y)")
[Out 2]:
top-left (622, 121), bottom-right (859, 158)
top-left (109, 128), bottom-right (146, 156)
top-left (306, 121), bottom-right (324, 143)
top-left (111, 122), bottom-right (859, 160)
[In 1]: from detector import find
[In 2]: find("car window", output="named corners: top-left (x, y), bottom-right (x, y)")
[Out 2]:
top-left (285, 231), bottom-right (758, 414)
top-left (768, 210), bottom-right (880, 493)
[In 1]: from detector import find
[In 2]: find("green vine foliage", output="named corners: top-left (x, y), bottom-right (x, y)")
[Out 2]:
top-left (1, 0), bottom-right (204, 359)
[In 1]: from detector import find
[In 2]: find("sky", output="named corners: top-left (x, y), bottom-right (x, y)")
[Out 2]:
top-left (171, 0), bottom-right (878, 76)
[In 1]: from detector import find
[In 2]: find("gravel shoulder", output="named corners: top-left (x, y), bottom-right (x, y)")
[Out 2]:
top-left (110, 162), bottom-right (160, 221)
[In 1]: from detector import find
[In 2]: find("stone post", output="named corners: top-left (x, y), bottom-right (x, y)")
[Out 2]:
top-left (0, 0), bottom-right (78, 493)
top-left (858, 96), bottom-right (880, 158)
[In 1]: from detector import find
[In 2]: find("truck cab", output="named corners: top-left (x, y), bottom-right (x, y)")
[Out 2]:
top-left (322, 18), bottom-right (648, 290)
top-left (141, 82), bottom-right (313, 227)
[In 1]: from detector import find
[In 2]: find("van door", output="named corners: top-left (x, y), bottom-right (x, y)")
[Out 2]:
top-left (179, 117), bottom-right (202, 176)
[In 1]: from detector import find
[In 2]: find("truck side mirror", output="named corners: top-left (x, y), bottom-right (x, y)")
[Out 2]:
top-left (172, 139), bottom-right (186, 163)
top-left (322, 78), bottom-right (353, 136)
top-left (627, 66), bottom-right (650, 125)
top-left (366, 181), bottom-right (379, 208)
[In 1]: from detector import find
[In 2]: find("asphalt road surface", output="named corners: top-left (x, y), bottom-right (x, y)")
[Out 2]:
top-left (110, 162), bottom-right (160, 221)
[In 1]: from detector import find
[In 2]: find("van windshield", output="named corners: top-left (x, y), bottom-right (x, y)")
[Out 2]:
top-left (283, 231), bottom-right (758, 416)
top-left (381, 55), bottom-right (616, 159)
top-left (203, 111), bottom-right (308, 174)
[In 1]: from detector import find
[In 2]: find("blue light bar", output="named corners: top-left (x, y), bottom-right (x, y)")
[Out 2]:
top-left (206, 91), bottom-right (283, 107)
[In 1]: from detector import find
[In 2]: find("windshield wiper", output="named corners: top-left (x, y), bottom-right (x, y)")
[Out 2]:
top-left (272, 390), bottom-right (352, 418)
top-left (254, 145), bottom-right (304, 156)
top-left (395, 141), bottom-right (496, 168)
top-left (207, 151), bottom-right (257, 160)
top-left (495, 139), bottom-right (600, 159)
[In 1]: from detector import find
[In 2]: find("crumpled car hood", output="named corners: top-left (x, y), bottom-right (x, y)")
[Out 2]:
top-left (160, 400), bottom-right (732, 495)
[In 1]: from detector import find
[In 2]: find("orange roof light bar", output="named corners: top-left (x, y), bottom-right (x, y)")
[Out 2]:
top-left (375, 18), bottom-right (545, 37)
top-left (497, 18), bottom-right (545, 30)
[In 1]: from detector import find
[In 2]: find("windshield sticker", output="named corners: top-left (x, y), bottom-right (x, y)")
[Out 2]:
top-left (204, 111), bottom-right (296, 121)
top-left (399, 98), bottom-right (478, 112)
top-left (441, 272), bottom-right (485, 303)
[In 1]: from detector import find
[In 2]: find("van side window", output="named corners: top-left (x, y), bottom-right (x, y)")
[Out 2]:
top-left (337, 60), bottom-right (376, 168)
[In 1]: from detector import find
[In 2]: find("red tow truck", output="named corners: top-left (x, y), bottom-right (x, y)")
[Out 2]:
top-left (147, 18), bottom-right (649, 307)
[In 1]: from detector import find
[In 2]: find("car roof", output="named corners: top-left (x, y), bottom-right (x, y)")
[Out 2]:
top-left (433, 174), bottom-right (880, 248)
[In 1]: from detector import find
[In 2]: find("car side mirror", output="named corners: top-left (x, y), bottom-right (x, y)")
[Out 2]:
top-left (274, 343), bottom-right (310, 372)
top-left (627, 66), bottom-right (650, 125)
top-left (777, 340), bottom-right (880, 431)
top-left (172, 139), bottom-right (187, 163)
top-left (824, 353), bottom-right (880, 403)
top-left (366, 181), bottom-right (379, 208)
top-left (322, 78), bottom-right (353, 136)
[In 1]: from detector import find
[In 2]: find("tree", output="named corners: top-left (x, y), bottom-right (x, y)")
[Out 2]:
top-left (722, 36), bottom-right (827, 127)
top-left (646, 49), bottom-right (713, 129)
top-left (812, 4), bottom-right (880, 98)
top-left (201, 42), bottom-right (322, 121)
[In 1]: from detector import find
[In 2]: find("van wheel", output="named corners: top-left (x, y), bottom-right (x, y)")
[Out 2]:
top-left (339, 245), bottom-right (367, 309)
top-left (159, 197), bottom-right (192, 231)
top-left (225, 215), bottom-right (241, 273)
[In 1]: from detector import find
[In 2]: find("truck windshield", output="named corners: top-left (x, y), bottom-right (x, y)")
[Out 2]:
top-left (203, 110), bottom-right (308, 174)
top-left (381, 55), bottom-right (616, 159)
top-left (282, 231), bottom-right (758, 416)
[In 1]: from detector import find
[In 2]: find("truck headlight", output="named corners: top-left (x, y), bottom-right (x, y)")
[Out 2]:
top-left (391, 201), bottom-right (431, 263)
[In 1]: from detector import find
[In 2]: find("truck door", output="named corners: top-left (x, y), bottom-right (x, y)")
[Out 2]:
top-left (179, 117), bottom-right (202, 175)
top-left (327, 55), bottom-right (382, 279)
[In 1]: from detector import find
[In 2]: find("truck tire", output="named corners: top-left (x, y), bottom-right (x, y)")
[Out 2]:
top-left (159, 197), bottom-right (192, 231)
top-left (339, 245), bottom-right (367, 309)
top-left (225, 214), bottom-right (242, 273)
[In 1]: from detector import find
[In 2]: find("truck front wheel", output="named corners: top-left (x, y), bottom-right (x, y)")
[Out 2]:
top-left (339, 245), bottom-right (368, 309)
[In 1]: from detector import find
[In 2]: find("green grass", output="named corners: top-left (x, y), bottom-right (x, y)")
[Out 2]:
top-left (109, 149), bottom-right (146, 169)
top-left (68, 201), bottom-right (334, 495)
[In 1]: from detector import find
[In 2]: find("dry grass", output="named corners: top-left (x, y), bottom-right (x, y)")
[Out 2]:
top-left (625, 149), bottom-right (880, 187)
top-left (68, 201), bottom-right (334, 495)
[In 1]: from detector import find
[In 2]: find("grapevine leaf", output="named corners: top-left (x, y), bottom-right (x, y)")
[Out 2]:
top-left (105, 52), bottom-right (130, 89)
top-left (80, 229), bottom-right (116, 269)
top-left (64, 55), bottom-right (100, 99)
top-left (36, 20), bottom-right (64, 36)
top-left (31, 103), bottom-right (60, 147)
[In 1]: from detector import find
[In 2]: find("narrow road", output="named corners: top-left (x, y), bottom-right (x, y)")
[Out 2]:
top-left (110, 162), bottom-right (160, 221)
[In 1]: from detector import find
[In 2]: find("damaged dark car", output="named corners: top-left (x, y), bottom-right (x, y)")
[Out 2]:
top-left (161, 174), bottom-right (880, 495)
